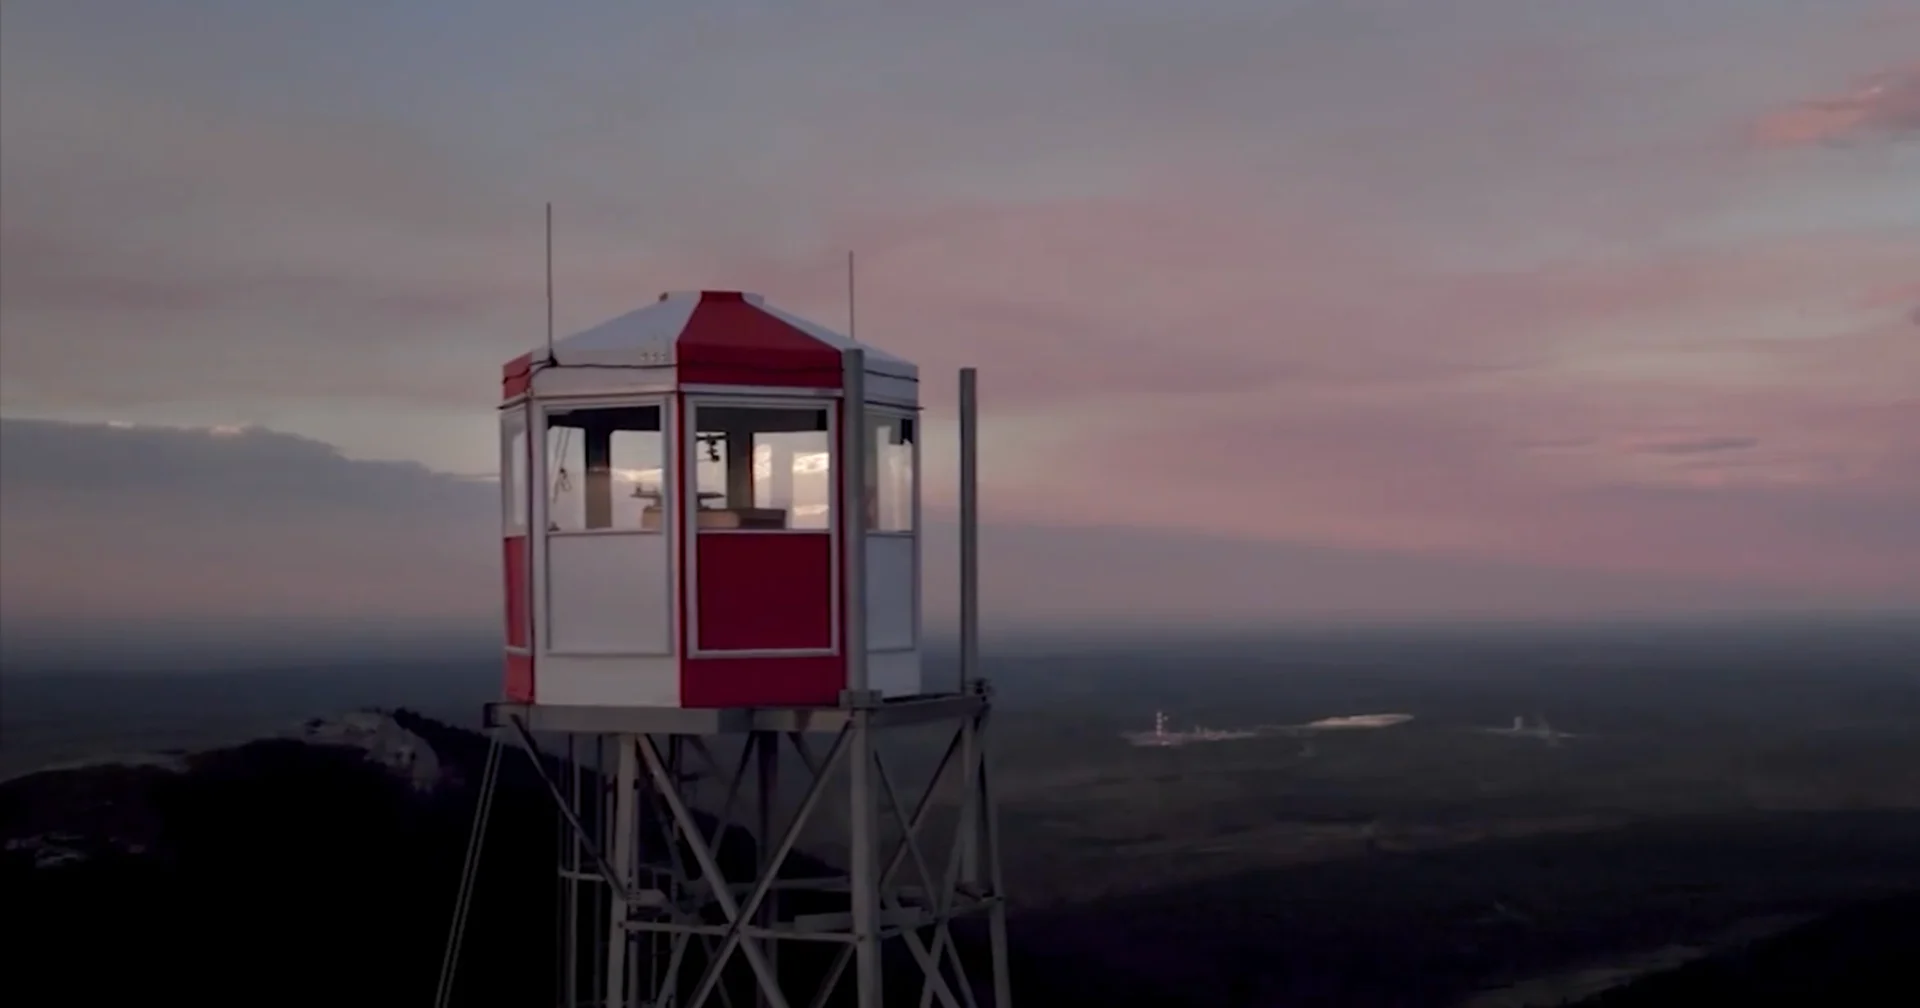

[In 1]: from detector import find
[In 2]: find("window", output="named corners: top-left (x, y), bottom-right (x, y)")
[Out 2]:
top-left (502, 409), bottom-right (528, 533)
top-left (869, 414), bottom-right (916, 532)
top-left (545, 404), bottom-right (666, 532)
top-left (693, 404), bottom-right (832, 530)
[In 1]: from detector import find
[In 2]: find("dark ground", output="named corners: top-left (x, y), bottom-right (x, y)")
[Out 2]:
top-left (3, 620), bottom-right (1918, 1006)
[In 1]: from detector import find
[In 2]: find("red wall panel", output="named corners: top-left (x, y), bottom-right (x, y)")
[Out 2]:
top-left (504, 653), bottom-right (535, 703)
top-left (681, 654), bottom-right (844, 708)
top-left (694, 532), bottom-right (834, 651)
top-left (503, 536), bottom-right (529, 649)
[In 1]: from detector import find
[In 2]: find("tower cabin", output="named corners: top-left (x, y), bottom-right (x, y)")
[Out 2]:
top-left (499, 290), bottom-right (921, 709)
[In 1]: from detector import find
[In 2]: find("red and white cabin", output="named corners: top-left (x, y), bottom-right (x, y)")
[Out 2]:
top-left (499, 290), bottom-right (921, 708)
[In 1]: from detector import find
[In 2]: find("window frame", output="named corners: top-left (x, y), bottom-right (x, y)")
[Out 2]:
top-left (684, 396), bottom-right (838, 536)
top-left (866, 407), bottom-right (920, 536)
top-left (500, 406), bottom-right (529, 536)
top-left (539, 397), bottom-right (672, 538)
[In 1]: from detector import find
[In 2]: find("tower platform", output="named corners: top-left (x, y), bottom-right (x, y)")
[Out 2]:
top-left (484, 689), bottom-right (985, 737)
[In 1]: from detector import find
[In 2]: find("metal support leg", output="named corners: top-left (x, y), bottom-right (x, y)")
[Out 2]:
top-left (979, 708), bottom-right (1013, 1008)
top-left (848, 709), bottom-right (882, 1008)
top-left (564, 734), bottom-right (580, 1008)
top-left (606, 734), bottom-right (638, 1008)
top-left (756, 732), bottom-right (780, 1008)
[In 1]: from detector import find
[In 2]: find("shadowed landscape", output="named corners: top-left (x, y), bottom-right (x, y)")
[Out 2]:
top-left (6, 622), bottom-right (1917, 1006)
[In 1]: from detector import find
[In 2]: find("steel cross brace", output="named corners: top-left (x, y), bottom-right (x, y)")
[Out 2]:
top-left (504, 717), bottom-right (643, 906)
top-left (642, 725), bottom-right (854, 1008)
top-left (871, 744), bottom-right (967, 1008)
top-left (629, 730), bottom-right (846, 1008)
top-left (634, 736), bottom-right (748, 1008)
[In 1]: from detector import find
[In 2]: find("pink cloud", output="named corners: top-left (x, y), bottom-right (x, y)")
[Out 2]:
top-left (1750, 63), bottom-right (1920, 148)
top-left (2, 1), bottom-right (1914, 612)
top-left (789, 214), bottom-right (1918, 591)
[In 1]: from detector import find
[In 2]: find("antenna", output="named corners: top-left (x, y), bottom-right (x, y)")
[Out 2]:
top-left (846, 250), bottom-right (857, 341)
top-left (545, 202), bottom-right (556, 360)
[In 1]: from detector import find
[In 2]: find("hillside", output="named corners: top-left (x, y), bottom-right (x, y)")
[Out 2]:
top-left (1578, 892), bottom-right (1920, 1007)
top-left (0, 710), bottom-right (1082, 1008)
top-left (6, 708), bottom-right (1919, 1007)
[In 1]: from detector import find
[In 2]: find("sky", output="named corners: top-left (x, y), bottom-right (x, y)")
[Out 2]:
top-left (1, 0), bottom-right (1916, 631)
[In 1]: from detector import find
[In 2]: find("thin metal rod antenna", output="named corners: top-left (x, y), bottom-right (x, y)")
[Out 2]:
top-left (546, 202), bottom-right (556, 360)
top-left (847, 250), bottom-right (857, 341)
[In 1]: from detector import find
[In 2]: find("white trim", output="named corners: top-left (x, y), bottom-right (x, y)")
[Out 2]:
top-left (534, 393), bottom-right (678, 410)
top-left (688, 528), bottom-right (826, 536)
top-left (679, 383), bottom-right (839, 398)
top-left (676, 381), bottom-right (920, 410)
top-left (530, 368), bottom-right (677, 399)
top-left (544, 650), bottom-right (682, 658)
top-left (684, 391), bottom-right (844, 410)
top-left (531, 404), bottom-right (549, 680)
top-left (530, 376), bottom-right (918, 407)
top-left (683, 393), bottom-right (841, 659)
top-left (688, 648), bottom-right (839, 659)
top-left (500, 393), bottom-right (531, 409)
top-left (864, 374), bottom-right (921, 409)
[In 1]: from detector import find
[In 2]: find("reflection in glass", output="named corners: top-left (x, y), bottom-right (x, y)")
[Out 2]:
top-left (869, 415), bottom-right (916, 532)
top-left (545, 405), bottom-right (666, 532)
top-left (502, 411), bottom-right (528, 532)
top-left (694, 405), bottom-right (832, 530)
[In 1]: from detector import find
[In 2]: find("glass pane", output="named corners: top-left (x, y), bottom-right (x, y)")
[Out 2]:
top-left (502, 411), bottom-right (528, 532)
top-left (694, 405), bottom-right (832, 530)
top-left (869, 415), bottom-right (915, 532)
top-left (545, 404), bottom-right (666, 532)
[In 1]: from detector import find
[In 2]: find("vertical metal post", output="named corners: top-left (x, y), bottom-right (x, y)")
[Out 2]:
top-left (840, 345), bottom-right (881, 1006)
top-left (605, 735), bottom-right (637, 1008)
top-left (957, 367), bottom-right (983, 887)
top-left (565, 734), bottom-right (581, 1008)
top-left (755, 732), bottom-right (780, 1008)
top-left (959, 367), bottom-right (979, 694)
top-left (592, 736), bottom-right (611, 1007)
top-left (842, 347), bottom-right (869, 693)
top-left (848, 708), bottom-right (881, 1008)
top-left (981, 708), bottom-right (1013, 1008)
top-left (837, 343), bottom-right (879, 998)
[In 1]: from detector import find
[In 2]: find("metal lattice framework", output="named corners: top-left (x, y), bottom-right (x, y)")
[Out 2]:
top-left (489, 688), bottom-right (1011, 1008)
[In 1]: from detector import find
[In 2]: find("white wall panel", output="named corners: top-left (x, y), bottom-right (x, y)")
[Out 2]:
top-left (866, 534), bottom-right (917, 652)
top-left (547, 532), bottom-right (673, 655)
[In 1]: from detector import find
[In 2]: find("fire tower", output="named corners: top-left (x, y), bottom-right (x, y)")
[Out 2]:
top-left (482, 290), bottom-right (1010, 1008)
